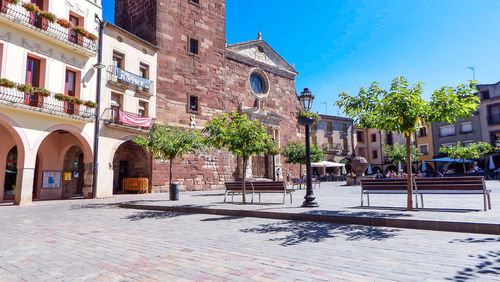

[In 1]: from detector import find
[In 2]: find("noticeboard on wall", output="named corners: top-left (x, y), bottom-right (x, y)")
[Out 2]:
top-left (42, 171), bottom-right (61, 189)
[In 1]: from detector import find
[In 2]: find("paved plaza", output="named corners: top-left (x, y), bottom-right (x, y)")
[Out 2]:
top-left (1, 181), bottom-right (500, 281)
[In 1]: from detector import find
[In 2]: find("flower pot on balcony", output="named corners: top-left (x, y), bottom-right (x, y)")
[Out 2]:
top-left (0, 78), bottom-right (15, 88)
top-left (23, 93), bottom-right (43, 108)
top-left (64, 101), bottom-right (79, 115)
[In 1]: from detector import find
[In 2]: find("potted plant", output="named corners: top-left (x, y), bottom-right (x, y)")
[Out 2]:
top-left (0, 78), bottom-right (15, 88)
top-left (6, 0), bottom-right (19, 4)
top-left (84, 100), bottom-right (97, 108)
top-left (72, 97), bottom-right (84, 105)
top-left (33, 87), bottom-right (50, 97)
top-left (296, 110), bottom-right (320, 125)
top-left (37, 10), bottom-right (56, 23)
top-left (55, 93), bottom-right (70, 101)
top-left (17, 84), bottom-right (33, 94)
top-left (56, 18), bottom-right (73, 29)
top-left (22, 2), bottom-right (39, 12)
top-left (87, 33), bottom-right (98, 41)
top-left (71, 26), bottom-right (87, 37)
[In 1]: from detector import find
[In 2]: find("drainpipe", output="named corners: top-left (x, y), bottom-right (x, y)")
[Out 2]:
top-left (91, 17), bottom-right (106, 199)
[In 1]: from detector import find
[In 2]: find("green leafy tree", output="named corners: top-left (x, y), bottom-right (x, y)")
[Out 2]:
top-left (281, 140), bottom-right (325, 177)
top-left (133, 123), bottom-right (205, 189)
top-left (336, 77), bottom-right (479, 210)
top-left (203, 111), bottom-right (275, 204)
top-left (382, 142), bottom-right (422, 165)
top-left (440, 141), bottom-right (493, 172)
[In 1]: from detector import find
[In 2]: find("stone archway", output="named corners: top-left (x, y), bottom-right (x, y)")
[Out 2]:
top-left (112, 141), bottom-right (151, 194)
top-left (0, 115), bottom-right (26, 203)
top-left (33, 130), bottom-right (93, 200)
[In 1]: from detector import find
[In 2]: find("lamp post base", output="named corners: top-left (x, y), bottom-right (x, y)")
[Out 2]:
top-left (301, 195), bottom-right (319, 207)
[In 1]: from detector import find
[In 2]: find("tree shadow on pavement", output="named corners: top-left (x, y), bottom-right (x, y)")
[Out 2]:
top-left (449, 237), bottom-right (500, 244)
top-left (240, 221), bottom-right (399, 246)
top-left (306, 209), bottom-right (411, 218)
top-left (123, 211), bottom-right (189, 221)
top-left (445, 250), bottom-right (500, 281)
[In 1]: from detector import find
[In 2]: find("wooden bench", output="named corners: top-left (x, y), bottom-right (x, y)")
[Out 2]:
top-left (291, 178), bottom-right (321, 190)
top-left (224, 181), bottom-right (294, 204)
top-left (414, 176), bottom-right (491, 211)
top-left (360, 178), bottom-right (417, 207)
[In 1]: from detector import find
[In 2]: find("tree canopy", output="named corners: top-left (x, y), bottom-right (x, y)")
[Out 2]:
top-left (336, 77), bottom-right (479, 211)
top-left (382, 142), bottom-right (422, 164)
top-left (440, 141), bottom-right (493, 166)
top-left (134, 123), bottom-right (205, 187)
top-left (203, 111), bottom-right (275, 204)
top-left (281, 140), bottom-right (325, 165)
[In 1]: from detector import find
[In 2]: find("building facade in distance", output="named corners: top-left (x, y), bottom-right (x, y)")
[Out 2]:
top-left (310, 115), bottom-right (353, 172)
top-left (477, 82), bottom-right (500, 167)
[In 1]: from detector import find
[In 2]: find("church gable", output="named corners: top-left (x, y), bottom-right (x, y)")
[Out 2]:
top-left (226, 37), bottom-right (298, 79)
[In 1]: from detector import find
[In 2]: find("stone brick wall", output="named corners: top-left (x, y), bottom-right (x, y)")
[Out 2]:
top-left (115, 0), bottom-right (157, 45)
top-left (115, 0), bottom-right (303, 190)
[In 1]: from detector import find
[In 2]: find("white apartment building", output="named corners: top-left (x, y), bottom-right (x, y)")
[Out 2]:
top-left (0, 0), bottom-right (101, 204)
top-left (95, 21), bottom-right (158, 197)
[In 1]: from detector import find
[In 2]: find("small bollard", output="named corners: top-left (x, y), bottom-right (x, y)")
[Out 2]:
top-left (169, 183), bottom-right (179, 201)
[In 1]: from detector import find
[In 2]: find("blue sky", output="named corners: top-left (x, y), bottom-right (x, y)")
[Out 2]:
top-left (104, 0), bottom-right (500, 116)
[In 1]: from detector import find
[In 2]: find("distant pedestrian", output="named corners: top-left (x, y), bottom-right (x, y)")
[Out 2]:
top-left (276, 168), bottom-right (281, 180)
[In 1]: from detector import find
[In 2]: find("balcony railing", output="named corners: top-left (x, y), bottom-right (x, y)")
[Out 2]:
top-left (107, 66), bottom-right (155, 96)
top-left (103, 107), bottom-right (152, 132)
top-left (0, 1), bottom-right (97, 54)
top-left (488, 114), bottom-right (500, 125)
top-left (323, 143), bottom-right (342, 152)
top-left (0, 85), bottom-right (95, 120)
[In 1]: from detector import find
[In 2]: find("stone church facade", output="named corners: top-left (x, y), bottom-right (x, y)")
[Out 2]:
top-left (115, 0), bottom-right (303, 190)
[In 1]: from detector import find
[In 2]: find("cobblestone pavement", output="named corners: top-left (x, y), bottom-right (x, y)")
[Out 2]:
top-left (1, 200), bottom-right (500, 281)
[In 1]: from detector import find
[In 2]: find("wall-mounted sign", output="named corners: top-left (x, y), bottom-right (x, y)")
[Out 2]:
top-left (72, 171), bottom-right (79, 178)
top-left (73, 161), bottom-right (79, 168)
top-left (63, 172), bottom-right (72, 181)
top-left (42, 171), bottom-right (61, 189)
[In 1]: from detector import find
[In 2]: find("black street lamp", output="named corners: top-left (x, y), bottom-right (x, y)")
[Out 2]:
top-left (297, 88), bottom-right (318, 207)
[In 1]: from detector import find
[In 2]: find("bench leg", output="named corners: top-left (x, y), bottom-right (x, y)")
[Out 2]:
top-left (488, 194), bottom-right (491, 210)
top-left (283, 192), bottom-right (285, 204)
top-left (414, 192), bottom-right (418, 209)
top-left (367, 194), bottom-right (370, 206)
top-left (483, 193), bottom-right (487, 211)
top-left (224, 191), bottom-right (228, 202)
top-left (258, 193), bottom-right (261, 203)
top-left (290, 193), bottom-right (293, 204)
top-left (420, 194), bottom-right (424, 208)
top-left (361, 191), bottom-right (364, 207)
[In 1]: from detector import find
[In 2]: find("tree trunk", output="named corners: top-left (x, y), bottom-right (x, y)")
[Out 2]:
top-left (299, 163), bottom-right (303, 178)
top-left (169, 158), bottom-right (173, 188)
top-left (405, 136), bottom-right (414, 211)
top-left (462, 160), bottom-right (466, 174)
top-left (242, 157), bottom-right (247, 204)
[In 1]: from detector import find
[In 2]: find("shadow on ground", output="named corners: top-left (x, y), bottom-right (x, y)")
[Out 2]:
top-left (446, 250), bottom-right (500, 281)
top-left (449, 237), bottom-right (500, 244)
top-left (240, 220), bottom-right (399, 246)
top-left (306, 209), bottom-right (411, 218)
top-left (123, 211), bottom-right (189, 221)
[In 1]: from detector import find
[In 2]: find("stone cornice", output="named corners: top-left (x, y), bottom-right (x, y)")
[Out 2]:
top-left (225, 49), bottom-right (297, 80)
